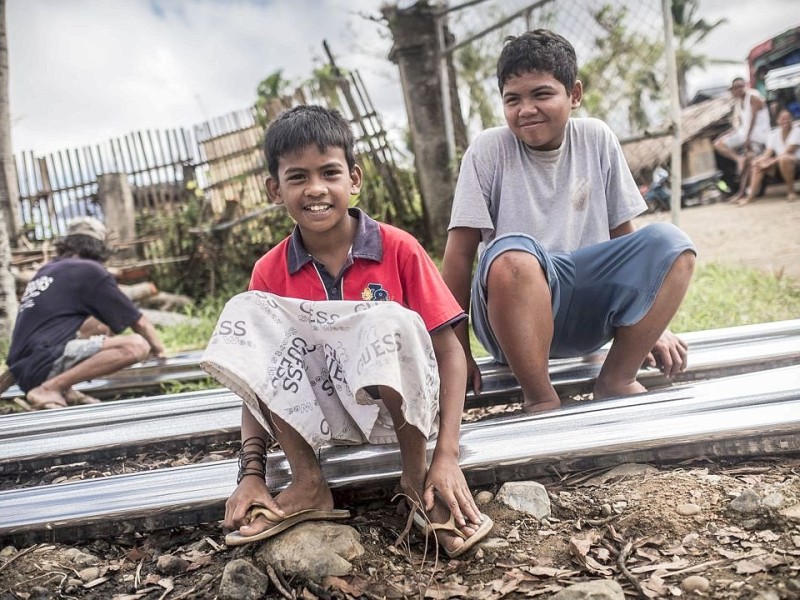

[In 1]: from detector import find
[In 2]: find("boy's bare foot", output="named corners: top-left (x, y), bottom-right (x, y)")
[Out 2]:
top-left (787, 192), bottom-right (798, 202)
top-left (237, 480), bottom-right (334, 537)
top-left (736, 197), bottom-right (753, 207)
top-left (521, 398), bottom-right (562, 413)
top-left (25, 386), bottom-right (68, 410)
top-left (65, 388), bottom-right (101, 405)
top-left (593, 379), bottom-right (647, 400)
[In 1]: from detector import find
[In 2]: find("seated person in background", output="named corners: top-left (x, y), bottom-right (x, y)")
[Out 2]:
top-left (713, 77), bottom-right (771, 202)
top-left (201, 105), bottom-right (492, 557)
top-left (737, 107), bottom-right (800, 205)
top-left (441, 30), bottom-right (696, 413)
top-left (6, 217), bottom-right (166, 409)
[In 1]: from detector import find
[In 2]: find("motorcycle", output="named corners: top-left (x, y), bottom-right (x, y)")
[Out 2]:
top-left (642, 167), bottom-right (725, 213)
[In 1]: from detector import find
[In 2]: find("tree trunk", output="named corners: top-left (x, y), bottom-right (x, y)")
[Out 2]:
top-left (0, 0), bottom-right (18, 338)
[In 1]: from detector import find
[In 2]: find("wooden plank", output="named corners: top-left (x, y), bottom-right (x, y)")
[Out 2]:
top-left (153, 130), bottom-right (172, 206)
top-left (69, 147), bottom-right (89, 218)
top-left (39, 156), bottom-right (59, 238)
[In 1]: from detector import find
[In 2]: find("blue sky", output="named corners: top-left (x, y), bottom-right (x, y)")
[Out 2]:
top-left (7, 0), bottom-right (798, 155)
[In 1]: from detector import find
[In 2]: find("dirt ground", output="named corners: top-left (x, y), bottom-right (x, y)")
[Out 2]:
top-left (636, 185), bottom-right (800, 281)
top-left (1, 185), bottom-right (799, 599)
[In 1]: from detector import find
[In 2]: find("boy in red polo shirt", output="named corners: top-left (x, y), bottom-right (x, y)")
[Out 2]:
top-left (201, 105), bottom-right (492, 557)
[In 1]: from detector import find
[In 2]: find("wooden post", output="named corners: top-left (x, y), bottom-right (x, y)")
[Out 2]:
top-left (384, 2), bottom-right (468, 253)
top-left (97, 173), bottom-right (136, 251)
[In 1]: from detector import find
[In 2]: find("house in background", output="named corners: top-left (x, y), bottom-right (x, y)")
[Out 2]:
top-left (622, 94), bottom-right (734, 192)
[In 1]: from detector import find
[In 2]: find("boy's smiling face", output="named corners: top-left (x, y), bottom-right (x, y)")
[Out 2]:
top-left (502, 70), bottom-right (582, 150)
top-left (266, 144), bottom-right (362, 237)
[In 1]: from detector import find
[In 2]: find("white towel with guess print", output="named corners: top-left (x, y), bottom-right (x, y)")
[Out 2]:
top-left (201, 291), bottom-right (440, 450)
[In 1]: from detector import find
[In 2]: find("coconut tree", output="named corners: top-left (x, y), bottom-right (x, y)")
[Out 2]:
top-left (672, 0), bottom-right (728, 107)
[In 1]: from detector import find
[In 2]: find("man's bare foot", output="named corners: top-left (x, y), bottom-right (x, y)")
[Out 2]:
top-left (593, 379), bottom-right (647, 400)
top-left (736, 197), bottom-right (753, 207)
top-left (25, 386), bottom-right (68, 410)
top-left (787, 192), bottom-right (798, 202)
top-left (237, 480), bottom-right (334, 537)
top-left (521, 398), bottom-right (562, 413)
top-left (65, 388), bottom-right (101, 405)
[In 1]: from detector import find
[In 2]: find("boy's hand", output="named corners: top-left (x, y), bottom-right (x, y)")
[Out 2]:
top-left (224, 476), bottom-right (284, 531)
top-left (424, 455), bottom-right (482, 528)
top-left (467, 356), bottom-right (483, 395)
top-left (645, 329), bottom-right (688, 378)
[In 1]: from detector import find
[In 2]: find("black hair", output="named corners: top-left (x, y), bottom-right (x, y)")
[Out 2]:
top-left (55, 234), bottom-right (110, 262)
top-left (496, 29), bottom-right (577, 93)
top-left (264, 105), bottom-right (357, 179)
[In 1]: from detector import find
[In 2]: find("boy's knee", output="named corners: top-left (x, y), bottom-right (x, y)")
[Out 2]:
top-left (641, 222), bottom-right (694, 253)
top-left (672, 249), bottom-right (696, 278)
top-left (487, 251), bottom-right (546, 290)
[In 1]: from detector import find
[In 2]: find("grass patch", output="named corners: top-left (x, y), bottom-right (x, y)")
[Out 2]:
top-left (671, 262), bottom-right (800, 333)
top-left (157, 293), bottom-right (229, 354)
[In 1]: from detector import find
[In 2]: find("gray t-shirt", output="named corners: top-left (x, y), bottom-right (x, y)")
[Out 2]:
top-left (449, 117), bottom-right (646, 253)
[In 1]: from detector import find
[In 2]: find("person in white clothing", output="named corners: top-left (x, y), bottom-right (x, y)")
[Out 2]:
top-left (738, 108), bottom-right (800, 205)
top-left (714, 77), bottom-right (771, 201)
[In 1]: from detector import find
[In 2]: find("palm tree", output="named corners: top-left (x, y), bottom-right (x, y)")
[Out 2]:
top-left (0, 0), bottom-right (18, 338)
top-left (672, 0), bottom-right (728, 107)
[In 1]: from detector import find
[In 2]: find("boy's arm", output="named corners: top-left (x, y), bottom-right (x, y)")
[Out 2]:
top-left (441, 227), bottom-right (483, 392)
top-left (426, 326), bottom-right (481, 527)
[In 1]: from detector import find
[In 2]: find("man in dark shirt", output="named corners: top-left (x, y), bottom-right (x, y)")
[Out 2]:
top-left (7, 217), bottom-right (166, 409)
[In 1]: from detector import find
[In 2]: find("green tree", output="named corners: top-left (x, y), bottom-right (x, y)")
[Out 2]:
top-left (579, 4), bottom-right (664, 134)
top-left (672, 0), bottom-right (728, 107)
top-left (254, 70), bottom-right (294, 129)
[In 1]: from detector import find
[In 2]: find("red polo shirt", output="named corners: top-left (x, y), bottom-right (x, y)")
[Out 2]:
top-left (249, 209), bottom-right (465, 332)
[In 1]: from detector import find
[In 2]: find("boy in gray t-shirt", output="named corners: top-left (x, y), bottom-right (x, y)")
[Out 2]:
top-left (441, 29), bottom-right (696, 412)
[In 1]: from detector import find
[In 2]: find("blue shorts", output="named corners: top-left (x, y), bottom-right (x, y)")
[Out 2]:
top-left (471, 223), bottom-right (696, 361)
top-left (47, 335), bottom-right (106, 378)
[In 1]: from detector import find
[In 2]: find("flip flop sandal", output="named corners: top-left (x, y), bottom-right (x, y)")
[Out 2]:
top-left (413, 511), bottom-right (494, 558)
top-left (225, 506), bottom-right (350, 546)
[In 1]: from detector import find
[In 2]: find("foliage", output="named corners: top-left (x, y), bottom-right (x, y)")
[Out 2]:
top-left (156, 290), bottom-right (229, 353)
top-left (671, 0), bottom-right (728, 107)
top-left (136, 188), bottom-right (293, 300)
top-left (579, 3), bottom-right (665, 134)
top-left (254, 70), bottom-right (294, 130)
top-left (457, 43), bottom-right (501, 132)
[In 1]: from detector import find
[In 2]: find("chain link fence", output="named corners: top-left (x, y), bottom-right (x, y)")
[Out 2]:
top-left (447, 0), bottom-right (672, 143)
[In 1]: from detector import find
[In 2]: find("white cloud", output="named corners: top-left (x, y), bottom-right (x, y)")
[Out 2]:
top-left (8, 0), bottom-right (400, 153)
top-left (7, 0), bottom-right (799, 155)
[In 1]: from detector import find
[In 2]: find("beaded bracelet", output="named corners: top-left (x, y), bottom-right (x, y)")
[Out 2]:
top-left (237, 436), bottom-right (267, 484)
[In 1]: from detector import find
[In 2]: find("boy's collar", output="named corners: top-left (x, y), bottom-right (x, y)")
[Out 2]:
top-left (287, 207), bottom-right (383, 274)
